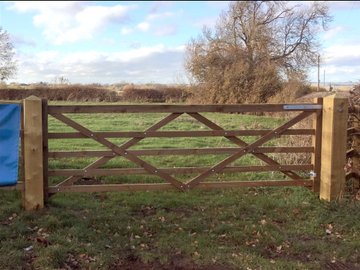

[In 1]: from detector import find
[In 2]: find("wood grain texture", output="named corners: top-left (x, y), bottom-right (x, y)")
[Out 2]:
top-left (48, 180), bottom-right (312, 194)
top-left (47, 103), bottom-right (321, 114)
top-left (311, 98), bottom-right (323, 192)
top-left (48, 146), bottom-right (314, 158)
top-left (48, 129), bottom-right (315, 139)
top-left (188, 112), bottom-right (304, 181)
top-left (23, 96), bottom-right (44, 210)
top-left (51, 113), bottom-right (185, 190)
top-left (49, 164), bottom-right (313, 177)
top-left (187, 112), bottom-right (312, 188)
top-left (320, 94), bottom-right (348, 201)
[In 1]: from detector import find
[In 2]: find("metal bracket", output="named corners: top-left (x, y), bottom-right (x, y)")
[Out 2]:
top-left (283, 105), bottom-right (322, 110)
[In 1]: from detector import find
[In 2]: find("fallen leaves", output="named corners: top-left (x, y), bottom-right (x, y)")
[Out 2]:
top-left (326, 224), bottom-right (333, 235)
top-left (8, 213), bottom-right (17, 221)
top-left (324, 224), bottom-right (343, 239)
top-left (1, 213), bottom-right (18, 225)
top-left (193, 251), bottom-right (200, 257)
top-left (245, 239), bottom-right (259, 247)
top-left (35, 227), bottom-right (50, 247)
top-left (25, 227), bottom-right (51, 248)
top-left (36, 236), bottom-right (49, 247)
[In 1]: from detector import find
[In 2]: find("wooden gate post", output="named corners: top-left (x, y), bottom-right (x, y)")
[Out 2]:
top-left (320, 93), bottom-right (348, 201)
top-left (23, 96), bottom-right (44, 210)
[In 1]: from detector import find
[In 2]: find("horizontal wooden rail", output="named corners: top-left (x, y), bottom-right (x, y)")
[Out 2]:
top-left (48, 103), bottom-right (322, 114)
top-left (48, 180), bottom-right (312, 193)
top-left (49, 183), bottom-right (173, 193)
top-left (197, 180), bottom-right (313, 189)
top-left (48, 129), bottom-right (315, 139)
top-left (48, 146), bottom-right (314, 158)
top-left (48, 164), bottom-right (313, 177)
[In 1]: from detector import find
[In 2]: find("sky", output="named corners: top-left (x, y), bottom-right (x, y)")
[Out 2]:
top-left (0, 1), bottom-right (360, 85)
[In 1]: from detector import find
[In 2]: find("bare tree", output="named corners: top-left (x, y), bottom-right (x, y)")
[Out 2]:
top-left (0, 27), bottom-right (17, 81)
top-left (185, 1), bottom-right (331, 103)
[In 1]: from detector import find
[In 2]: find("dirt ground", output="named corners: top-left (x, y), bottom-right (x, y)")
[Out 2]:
top-left (109, 254), bottom-right (234, 270)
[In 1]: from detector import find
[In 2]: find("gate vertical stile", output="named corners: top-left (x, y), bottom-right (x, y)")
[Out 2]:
top-left (312, 98), bottom-right (323, 192)
top-left (42, 99), bottom-right (49, 204)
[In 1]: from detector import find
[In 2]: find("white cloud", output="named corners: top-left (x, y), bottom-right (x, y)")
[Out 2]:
top-left (155, 25), bottom-right (178, 36)
top-left (9, 2), bottom-right (135, 44)
top-left (311, 44), bottom-right (360, 83)
top-left (10, 34), bottom-right (36, 47)
top-left (147, 11), bottom-right (174, 21)
top-left (121, 26), bottom-right (133, 35)
top-left (120, 22), bottom-right (151, 35)
top-left (328, 1), bottom-right (360, 10)
top-left (193, 16), bottom-right (218, 29)
top-left (149, 2), bottom-right (173, 14)
top-left (137, 22), bottom-right (150, 32)
top-left (324, 44), bottom-right (360, 65)
top-left (101, 38), bottom-right (116, 46)
top-left (14, 45), bottom-right (187, 84)
top-left (320, 65), bottom-right (360, 83)
top-left (36, 50), bottom-right (60, 61)
top-left (9, 1), bottom-right (82, 13)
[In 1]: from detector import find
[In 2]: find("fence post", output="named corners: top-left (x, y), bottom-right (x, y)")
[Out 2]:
top-left (311, 97), bottom-right (323, 193)
top-left (23, 96), bottom-right (44, 210)
top-left (320, 93), bottom-right (348, 201)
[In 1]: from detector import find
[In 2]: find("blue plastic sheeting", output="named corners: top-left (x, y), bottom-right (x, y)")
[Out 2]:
top-left (0, 104), bottom-right (21, 186)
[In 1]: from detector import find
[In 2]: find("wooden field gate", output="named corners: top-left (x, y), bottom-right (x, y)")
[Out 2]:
top-left (3, 94), bottom-right (349, 210)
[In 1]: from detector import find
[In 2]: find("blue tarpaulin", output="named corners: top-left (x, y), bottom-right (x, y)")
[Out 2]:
top-left (0, 104), bottom-right (21, 186)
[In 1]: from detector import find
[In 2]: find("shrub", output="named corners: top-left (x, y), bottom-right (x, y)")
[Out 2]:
top-left (267, 79), bottom-right (318, 104)
top-left (121, 88), bottom-right (165, 102)
top-left (120, 85), bottom-right (190, 103)
top-left (161, 87), bottom-right (190, 102)
top-left (0, 85), bottom-right (120, 102)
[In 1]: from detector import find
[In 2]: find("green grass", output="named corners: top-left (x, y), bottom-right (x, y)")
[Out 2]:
top-left (1, 103), bottom-right (359, 269)
top-left (1, 189), bottom-right (359, 269)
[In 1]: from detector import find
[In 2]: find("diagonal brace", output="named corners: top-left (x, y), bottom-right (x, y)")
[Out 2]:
top-left (53, 113), bottom-right (185, 190)
top-left (186, 111), bottom-right (312, 188)
top-left (188, 112), bottom-right (304, 180)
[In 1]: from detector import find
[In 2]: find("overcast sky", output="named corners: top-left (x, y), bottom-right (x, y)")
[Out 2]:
top-left (1, 1), bottom-right (360, 85)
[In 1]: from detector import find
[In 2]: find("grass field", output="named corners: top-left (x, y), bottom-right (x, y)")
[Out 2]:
top-left (0, 105), bottom-right (359, 269)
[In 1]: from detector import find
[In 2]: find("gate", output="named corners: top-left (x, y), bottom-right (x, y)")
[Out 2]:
top-left (45, 103), bottom-right (321, 191)
top-left (1, 94), bottom-right (349, 210)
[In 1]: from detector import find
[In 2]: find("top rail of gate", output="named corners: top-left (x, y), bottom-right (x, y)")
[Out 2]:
top-left (47, 103), bottom-right (322, 114)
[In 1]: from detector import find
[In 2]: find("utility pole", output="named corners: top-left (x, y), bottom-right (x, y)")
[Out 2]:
top-left (317, 54), bottom-right (320, 91)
